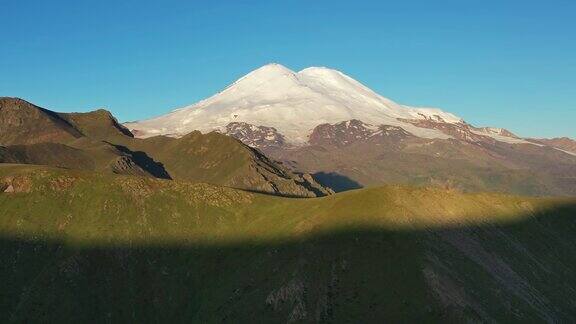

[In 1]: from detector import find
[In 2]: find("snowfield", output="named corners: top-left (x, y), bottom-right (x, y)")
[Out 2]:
top-left (125, 64), bottom-right (466, 144)
top-left (125, 63), bottom-right (535, 146)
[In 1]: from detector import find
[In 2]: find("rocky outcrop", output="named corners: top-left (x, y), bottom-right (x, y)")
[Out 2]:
top-left (230, 146), bottom-right (333, 197)
top-left (222, 122), bottom-right (286, 149)
top-left (399, 117), bottom-right (497, 144)
top-left (309, 119), bottom-right (411, 147)
top-left (475, 127), bottom-right (519, 139)
top-left (0, 175), bottom-right (32, 193)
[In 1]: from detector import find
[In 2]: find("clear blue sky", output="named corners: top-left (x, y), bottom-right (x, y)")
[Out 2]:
top-left (1, 0), bottom-right (574, 138)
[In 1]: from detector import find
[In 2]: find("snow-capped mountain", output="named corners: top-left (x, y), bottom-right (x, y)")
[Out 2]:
top-left (125, 63), bottom-right (467, 144)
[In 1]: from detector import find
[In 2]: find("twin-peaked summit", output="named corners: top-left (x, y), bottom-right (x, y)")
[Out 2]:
top-left (125, 63), bottom-right (463, 144)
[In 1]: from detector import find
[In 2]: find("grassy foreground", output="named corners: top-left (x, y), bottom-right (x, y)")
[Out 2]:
top-left (1, 164), bottom-right (576, 322)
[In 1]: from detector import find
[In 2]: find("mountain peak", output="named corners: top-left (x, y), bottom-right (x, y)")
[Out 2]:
top-left (250, 63), bottom-right (295, 76)
top-left (126, 63), bottom-right (465, 143)
top-left (0, 97), bottom-right (83, 145)
top-left (226, 63), bottom-right (298, 91)
top-left (298, 66), bottom-right (340, 74)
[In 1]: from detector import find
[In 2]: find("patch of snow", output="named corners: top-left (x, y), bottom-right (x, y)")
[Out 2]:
top-left (469, 129), bottom-right (529, 144)
top-left (554, 148), bottom-right (576, 156)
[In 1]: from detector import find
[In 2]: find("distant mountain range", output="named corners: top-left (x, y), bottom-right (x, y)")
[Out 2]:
top-left (126, 64), bottom-right (576, 196)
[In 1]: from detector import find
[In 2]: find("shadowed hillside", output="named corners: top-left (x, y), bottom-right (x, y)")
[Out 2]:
top-left (0, 98), bottom-right (82, 145)
top-left (1, 165), bottom-right (575, 322)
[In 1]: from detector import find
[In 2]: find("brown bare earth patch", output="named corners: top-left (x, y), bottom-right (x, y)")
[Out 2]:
top-left (0, 175), bottom-right (32, 193)
top-left (49, 176), bottom-right (77, 191)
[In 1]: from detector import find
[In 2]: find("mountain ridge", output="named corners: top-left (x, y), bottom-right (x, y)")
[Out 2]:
top-left (0, 97), bottom-right (330, 197)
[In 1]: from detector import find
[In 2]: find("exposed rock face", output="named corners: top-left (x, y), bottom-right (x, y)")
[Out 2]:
top-left (262, 118), bottom-right (576, 197)
top-left (230, 146), bottom-right (333, 197)
top-left (310, 119), bottom-right (378, 147)
top-left (398, 118), bottom-right (498, 144)
top-left (110, 156), bottom-right (150, 177)
top-left (234, 116), bottom-right (520, 151)
top-left (0, 175), bottom-right (32, 193)
top-left (222, 122), bottom-right (286, 149)
top-left (475, 127), bottom-right (519, 139)
top-left (309, 119), bottom-right (411, 147)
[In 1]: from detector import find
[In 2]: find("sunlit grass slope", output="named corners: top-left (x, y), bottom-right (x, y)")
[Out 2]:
top-left (0, 164), bottom-right (557, 244)
top-left (1, 164), bottom-right (575, 322)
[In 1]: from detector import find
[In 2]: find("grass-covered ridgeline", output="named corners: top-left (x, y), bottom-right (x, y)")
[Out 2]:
top-left (1, 164), bottom-right (576, 322)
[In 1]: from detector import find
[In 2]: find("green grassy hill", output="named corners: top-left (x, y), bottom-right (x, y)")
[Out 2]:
top-left (112, 132), bottom-right (331, 197)
top-left (0, 97), bottom-right (329, 197)
top-left (1, 164), bottom-right (575, 322)
top-left (0, 98), bottom-right (82, 145)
